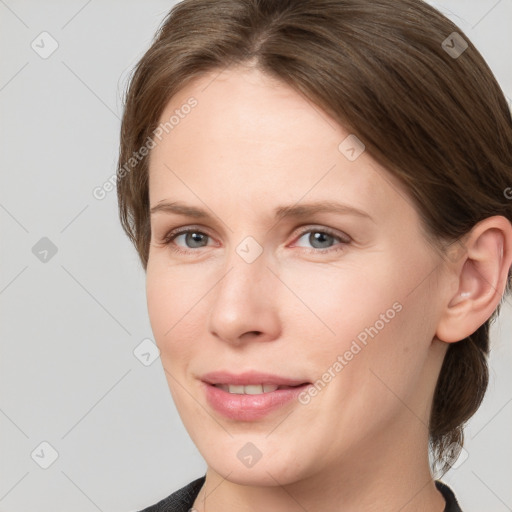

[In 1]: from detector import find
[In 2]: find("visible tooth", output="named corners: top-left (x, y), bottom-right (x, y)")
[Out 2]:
top-left (244, 384), bottom-right (264, 395)
top-left (216, 383), bottom-right (281, 394)
top-left (227, 384), bottom-right (245, 394)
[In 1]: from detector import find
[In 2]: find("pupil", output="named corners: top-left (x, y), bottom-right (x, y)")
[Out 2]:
top-left (187, 232), bottom-right (206, 247)
top-left (311, 232), bottom-right (331, 248)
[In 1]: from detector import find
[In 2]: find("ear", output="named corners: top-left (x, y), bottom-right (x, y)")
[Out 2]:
top-left (435, 216), bottom-right (512, 344)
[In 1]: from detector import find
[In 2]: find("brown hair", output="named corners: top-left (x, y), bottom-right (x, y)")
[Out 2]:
top-left (117, 0), bottom-right (512, 475)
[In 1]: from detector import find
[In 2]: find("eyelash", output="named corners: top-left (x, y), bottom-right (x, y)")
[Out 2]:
top-left (159, 225), bottom-right (350, 256)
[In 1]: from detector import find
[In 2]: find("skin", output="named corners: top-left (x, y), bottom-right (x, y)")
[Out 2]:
top-left (145, 64), bottom-right (512, 511)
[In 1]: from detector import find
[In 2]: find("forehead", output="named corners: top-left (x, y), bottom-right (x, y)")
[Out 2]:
top-left (148, 66), bottom-right (409, 223)
top-left (154, 66), bottom-right (342, 156)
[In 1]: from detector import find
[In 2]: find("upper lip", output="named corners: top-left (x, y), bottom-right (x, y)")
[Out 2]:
top-left (201, 370), bottom-right (310, 386)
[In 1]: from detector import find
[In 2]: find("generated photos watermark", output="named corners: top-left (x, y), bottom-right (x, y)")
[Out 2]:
top-left (92, 96), bottom-right (198, 200)
top-left (298, 301), bottom-right (403, 405)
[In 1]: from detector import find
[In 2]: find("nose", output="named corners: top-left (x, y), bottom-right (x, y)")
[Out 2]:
top-left (207, 244), bottom-right (281, 346)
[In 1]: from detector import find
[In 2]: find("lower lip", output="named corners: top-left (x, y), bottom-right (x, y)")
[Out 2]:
top-left (202, 382), bottom-right (311, 421)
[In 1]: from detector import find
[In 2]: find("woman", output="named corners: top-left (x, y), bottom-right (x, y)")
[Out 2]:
top-left (117, 0), bottom-right (512, 510)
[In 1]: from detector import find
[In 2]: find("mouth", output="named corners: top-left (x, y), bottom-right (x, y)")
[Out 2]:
top-left (211, 383), bottom-right (308, 394)
top-left (200, 371), bottom-right (312, 421)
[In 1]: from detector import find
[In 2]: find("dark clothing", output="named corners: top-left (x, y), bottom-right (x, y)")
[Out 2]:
top-left (138, 475), bottom-right (205, 512)
top-left (138, 475), bottom-right (463, 511)
top-left (435, 480), bottom-right (464, 512)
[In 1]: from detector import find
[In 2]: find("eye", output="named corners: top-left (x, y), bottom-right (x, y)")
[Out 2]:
top-left (161, 227), bottom-right (213, 253)
top-left (293, 227), bottom-right (350, 253)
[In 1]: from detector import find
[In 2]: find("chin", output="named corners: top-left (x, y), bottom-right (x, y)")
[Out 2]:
top-left (199, 440), bottom-right (312, 487)
top-left (210, 460), bottom-right (300, 487)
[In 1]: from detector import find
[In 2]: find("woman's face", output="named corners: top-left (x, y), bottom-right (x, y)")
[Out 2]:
top-left (146, 66), bottom-right (450, 485)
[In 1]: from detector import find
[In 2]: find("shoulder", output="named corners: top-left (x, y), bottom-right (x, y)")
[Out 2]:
top-left (435, 480), bottom-right (463, 512)
top-left (136, 475), bottom-right (206, 512)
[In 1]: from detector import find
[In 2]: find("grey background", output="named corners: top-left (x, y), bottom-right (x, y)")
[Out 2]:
top-left (0, 1), bottom-right (511, 511)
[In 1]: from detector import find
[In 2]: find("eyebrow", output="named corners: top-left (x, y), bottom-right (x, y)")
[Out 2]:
top-left (150, 200), bottom-right (374, 222)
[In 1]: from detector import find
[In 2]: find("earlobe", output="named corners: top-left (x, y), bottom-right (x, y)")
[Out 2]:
top-left (435, 216), bottom-right (512, 344)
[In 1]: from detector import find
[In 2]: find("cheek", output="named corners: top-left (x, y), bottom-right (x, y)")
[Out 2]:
top-left (145, 261), bottom-right (204, 365)
top-left (278, 259), bottom-right (405, 354)
top-left (282, 254), bottom-right (434, 396)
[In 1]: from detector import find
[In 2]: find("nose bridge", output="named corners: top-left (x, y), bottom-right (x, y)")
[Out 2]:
top-left (207, 233), bottom-right (278, 342)
top-left (217, 235), bottom-right (269, 305)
